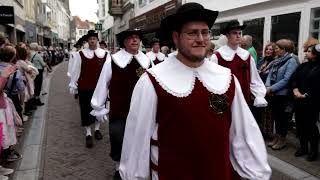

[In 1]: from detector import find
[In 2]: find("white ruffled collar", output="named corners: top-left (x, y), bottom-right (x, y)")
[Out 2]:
top-left (81, 48), bottom-right (106, 59)
top-left (112, 49), bottom-right (150, 69)
top-left (217, 45), bottom-right (250, 61)
top-left (147, 56), bottom-right (232, 97)
top-left (146, 51), bottom-right (165, 61)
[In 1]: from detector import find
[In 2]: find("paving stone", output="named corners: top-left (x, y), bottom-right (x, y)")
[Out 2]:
top-left (41, 62), bottom-right (114, 180)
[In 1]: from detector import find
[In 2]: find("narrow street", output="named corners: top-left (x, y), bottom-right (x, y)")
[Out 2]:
top-left (10, 62), bottom-right (319, 180)
top-left (40, 62), bottom-right (114, 180)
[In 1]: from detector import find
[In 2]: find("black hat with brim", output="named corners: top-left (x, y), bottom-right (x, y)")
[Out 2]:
top-left (99, 40), bottom-right (107, 46)
top-left (116, 29), bottom-right (143, 48)
top-left (86, 30), bottom-right (99, 40)
top-left (150, 38), bottom-right (160, 46)
top-left (220, 20), bottom-right (246, 35)
top-left (160, 3), bottom-right (219, 40)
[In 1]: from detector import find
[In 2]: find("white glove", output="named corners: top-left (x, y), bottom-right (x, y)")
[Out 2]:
top-left (96, 114), bottom-right (108, 123)
top-left (69, 87), bottom-right (78, 94)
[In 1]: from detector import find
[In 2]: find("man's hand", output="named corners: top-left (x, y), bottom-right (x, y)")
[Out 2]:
top-left (293, 88), bottom-right (305, 99)
top-left (69, 87), bottom-right (78, 94)
top-left (1, 65), bottom-right (17, 78)
top-left (96, 114), bottom-right (108, 123)
top-left (266, 87), bottom-right (273, 96)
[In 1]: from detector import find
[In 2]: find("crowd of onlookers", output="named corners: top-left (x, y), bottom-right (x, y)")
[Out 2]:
top-left (239, 36), bottom-right (320, 162)
top-left (0, 32), bottom-right (66, 180)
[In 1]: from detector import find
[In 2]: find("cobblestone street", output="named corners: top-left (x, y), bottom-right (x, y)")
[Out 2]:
top-left (18, 62), bottom-right (316, 180)
top-left (40, 62), bottom-right (114, 180)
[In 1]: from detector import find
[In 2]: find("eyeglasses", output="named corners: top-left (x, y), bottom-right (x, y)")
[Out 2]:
top-left (181, 30), bottom-right (212, 40)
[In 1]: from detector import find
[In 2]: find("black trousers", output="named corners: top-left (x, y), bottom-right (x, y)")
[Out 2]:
top-left (270, 95), bottom-right (290, 137)
top-left (109, 118), bottom-right (126, 162)
top-left (34, 69), bottom-right (44, 97)
top-left (295, 99), bottom-right (319, 140)
top-left (78, 90), bottom-right (96, 126)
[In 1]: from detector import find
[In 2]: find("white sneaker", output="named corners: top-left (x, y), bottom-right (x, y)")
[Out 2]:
top-left (0, 175), bottom-right (8, 180)
top-left (0, 166), bottom-right (14, 175)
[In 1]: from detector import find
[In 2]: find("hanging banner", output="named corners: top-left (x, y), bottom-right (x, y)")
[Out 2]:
top-left (0, 6), bottom-right (15, 24)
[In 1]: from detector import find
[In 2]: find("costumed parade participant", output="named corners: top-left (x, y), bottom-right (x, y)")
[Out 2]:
top-left (120, 3), bottom-right (271, 180)
top-left (90, 29), bottom-right (150, 179)
top-left (211, 20), bottom-right (267, 107)
top-left (146, 38), bottom-right (166, 66)
top-left (69, 30), bottom-right (109, 148)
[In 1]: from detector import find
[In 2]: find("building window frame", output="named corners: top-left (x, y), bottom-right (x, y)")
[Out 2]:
top-left (310, 7), bottom-right (320, 40)
top-left (139, 0), bottom-right (147, 8)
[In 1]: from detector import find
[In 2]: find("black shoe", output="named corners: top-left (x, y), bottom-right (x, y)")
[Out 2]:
top-left (94, 130), bottom-right (103, 140)
top-left (23, 111), bottom-right (33, 116)
top-left (306, 152), bottom-right (318, 161)
top-left (74, 94), bottom-right (78, 99)
top-left (113, 171), bottom-right (121, 180)
top-left (294, 148), bottom-right (308, 157)
top-left (35, 99), bottom-right (45, 106)
top-left (30, 105), bottom-right (37, 110)
top-left (86, 135), bottom-right (93, 148)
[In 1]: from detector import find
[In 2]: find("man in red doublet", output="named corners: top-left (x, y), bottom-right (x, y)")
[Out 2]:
top-left (69, 30), bottom-right (109, 148)
top-left (146, 38), bottom-right (166, 66)
top-left (120, 3), bottom-right (271, 180)
top-left (212, 20), bottom-right (267, 107)
top-left (90, 29), bottom-right (151, 180)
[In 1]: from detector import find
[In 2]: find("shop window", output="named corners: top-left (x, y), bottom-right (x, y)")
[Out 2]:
top-left (243, 18), bottom-right (265, 58)
top-left (310, 8), bottom-right (320, 40)
top-left (271, 12), bottom-right (301, 54)
top-left (139, 0), bottom-right (147, 7)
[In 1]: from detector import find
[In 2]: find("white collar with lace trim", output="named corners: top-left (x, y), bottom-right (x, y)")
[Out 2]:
top-left (217, 45), bottom-right (250, 61)
top-left (81, 48), bottom-right (106, 59)
top-left (146, 51), bottom-right (165, 61)
top-left (147, 56), bottom-right (232, 97)
top-left (111, 49), bottom-right (150, 69)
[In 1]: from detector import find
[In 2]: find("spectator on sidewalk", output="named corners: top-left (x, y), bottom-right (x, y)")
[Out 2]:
top-left (265, 39), bottom-right (298, 150)
top-left (0, 44), bottom-right (23, 165)
top-left (0, 45), bottom-right (25, 120)
top-left (29, 42), bottom-right (46, 106)
top-left (241, 35), bottom-right (258, 64)
top-left (257, 42), bottom-right (277, 139)
top-left (303, 37), bottom-right (319, 62)
top-left (291, 44), bottom-right (320, 161)
top-left (15, 46), bottom-right (39, 116)
top-left (0, 64), bottom-right (16, 180)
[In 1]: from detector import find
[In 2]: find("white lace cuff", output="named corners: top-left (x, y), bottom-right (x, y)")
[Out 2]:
top-left (253, 97), bottom-right (268, 107)
top-left (69, 82), bottom-right (77, 89)
top-left (90, 108), bottom-right (109, 117)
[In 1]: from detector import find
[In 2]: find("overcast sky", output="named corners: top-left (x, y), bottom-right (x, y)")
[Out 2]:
top-left (69, 0), bottom-right (99, 22)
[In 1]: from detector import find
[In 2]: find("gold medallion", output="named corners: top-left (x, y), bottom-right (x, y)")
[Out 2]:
top-left (209, 93), bottom-right (229, 115)
top-left (136, 67), bottom-right (145, 77)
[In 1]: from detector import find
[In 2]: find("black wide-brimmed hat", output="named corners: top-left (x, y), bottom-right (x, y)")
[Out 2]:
top-left (85, 30), bottom-right (98, 40)
top-left (116, 28), bottom-right (143, 48)
top-left (99, 40), bottom-right (107, 46)
top-left (150, 38), bottom-right (160, 46)
top-left (160, 2), bottom-right (219, 39)
top-left (220, 20), bottom-right (246, 35)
